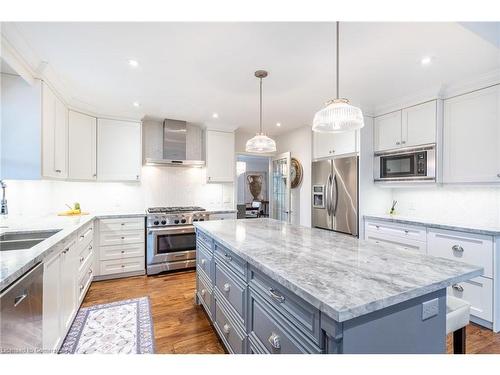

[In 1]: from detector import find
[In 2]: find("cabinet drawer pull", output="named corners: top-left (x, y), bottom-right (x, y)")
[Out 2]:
top-left (80, 284), bottom-right (84, 291)
top-left (269, 288), bottom-right (285, 303)
top-left (452, 284), bottom-right (464, 292)
top-left (201, 289), bottom-right (206, 297)
top-left (121, 265), bottom-right (125, 268)
top-left (224, 253), bottom-right (232, 262)
top-left (55, 169), bottom-right (62, 173)
top-left (121, 223), bottom-right (126, 226)
top-left (121, 236), bottom-right (125, 240)
top-left (89, 245), bottom-right (93, 250)
top-left (404, 230), bottom-right (409, 234)
top-left (223, 323), bottom-right (231, 334)
top-left (452, 245), bottom-right (464, 253)
top-left (401, 141), bottom-right (406, 145)
top-left (88, 269), bottom-right (93, 275)
top-left (201, 259), bottom-right (206, 265)
top-left (223, 283), bottom-right (230, 292)
top-left (268, 332), bottom-right (281, 350)
top-left (121, 250), bottom-right (125, 254)
top-left (14, 290), bottom-right (28, 307)
top-left (80, 256), bottom-right (85, 263)
top-left (396, 142), bottom-right (401, 145)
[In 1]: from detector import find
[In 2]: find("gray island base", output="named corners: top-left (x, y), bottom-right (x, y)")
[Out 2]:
top-left (193, 218), bottom-right (482, 354)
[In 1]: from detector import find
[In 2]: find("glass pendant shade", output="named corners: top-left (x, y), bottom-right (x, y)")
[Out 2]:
top-left (313, 98), bottom-right (364, 133)
top-left (245, 132), bottom-right (277, 153)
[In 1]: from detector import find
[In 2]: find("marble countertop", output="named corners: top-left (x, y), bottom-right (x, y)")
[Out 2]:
top-left (194, 218), bottom-right (483, 322)
top-left (364, 214), bottom-right (500, 236)
top-left (0, 212), bottom-right (144, 291)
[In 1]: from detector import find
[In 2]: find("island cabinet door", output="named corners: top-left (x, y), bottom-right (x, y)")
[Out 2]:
top-left (247, 289), bottom-right (322, 354)
top-left (214, 260), bottom-right (246, 325)
top-left (213, 298), bottom-right (246, 354)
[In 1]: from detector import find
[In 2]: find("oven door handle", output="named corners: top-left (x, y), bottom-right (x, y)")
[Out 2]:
top-left (148, 225), bottom-right (195, 235)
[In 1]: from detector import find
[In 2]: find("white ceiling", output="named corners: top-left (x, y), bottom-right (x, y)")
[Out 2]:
top-left (3, 22), bottom-right (500, 135)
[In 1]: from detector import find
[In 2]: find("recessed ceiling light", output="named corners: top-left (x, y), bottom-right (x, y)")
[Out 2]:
top-left (421, 56), bottom-right (432, 66)
top-left (128, 59), bottom-right (139, 67)
top-left (276, 122), bottom-right (281, 127)
top-left (212, 113), bottom-right (219, 119)
top-left (133, 101), bottom-right (140, 107)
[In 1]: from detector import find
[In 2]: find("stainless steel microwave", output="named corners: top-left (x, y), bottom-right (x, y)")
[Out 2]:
top-left (374, 145), bottom-right (436, 182)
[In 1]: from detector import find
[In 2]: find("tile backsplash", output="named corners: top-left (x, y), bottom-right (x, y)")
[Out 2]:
top-left (391, 185), bottom-right (500, 226)
top-left (4, 165), bottom-right (233, 217)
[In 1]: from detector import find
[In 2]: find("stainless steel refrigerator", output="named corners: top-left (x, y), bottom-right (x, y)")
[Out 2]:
top-left (312, 156), bottom-right (358, 236)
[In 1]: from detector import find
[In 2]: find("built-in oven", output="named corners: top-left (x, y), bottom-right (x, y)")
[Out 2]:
top-left (374, 145), bottom-right (436, 182)
top-left (146, 225), bottom-right (197, 274)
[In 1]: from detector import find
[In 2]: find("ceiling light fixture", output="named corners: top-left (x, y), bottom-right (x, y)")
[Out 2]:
top-left (212, 113), bottom-right (219, 119)
top-left (276, 122), bottom-right (281, 127)
top-left (245, 70), bottom-right (277, 153)
top-left (312, 22), bottom-right (364, 133)
top-left (128, 59), bottom-right (139, 67)
top-left (133, 101), bottom-right (140, 107)
top-left (421, 56), bottom-right (432, 65)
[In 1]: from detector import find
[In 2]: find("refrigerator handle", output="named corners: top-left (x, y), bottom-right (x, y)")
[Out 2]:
top-left (326, 174), bottom-right (332, 217)
top-left (332, 174), bottom-right (339, 216)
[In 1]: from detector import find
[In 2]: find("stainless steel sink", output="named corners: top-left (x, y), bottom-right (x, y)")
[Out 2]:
top-left (0, 230), bottom-right (60, 251)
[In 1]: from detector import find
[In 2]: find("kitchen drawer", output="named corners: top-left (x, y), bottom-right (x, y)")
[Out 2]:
top-left (99, 217), bottom-right (144, 232)
top-left (99, 242), bottom-right (144, 261)
top-left (197, 271), bottom-right (213, 318)
top-left (365, 232), bottom-right (426, 253)
top-left (99, 256), bottom-right (145, 275)
top-left (77, 240), bottom-right (94, 273)
top-left (210, 213), bottom-right (236, 220)
top-left (214, 260), bottom-right (246, 324)
top-left (214, 298), bottom-right (246, 354)
top-left (448, 276), bottom-right (493, 322)
top-left (214, 243), bottom-right (246, 280)
top-left (99, 229), bottom-right (144, 246)
top-left (249, 267), bottom-right (321, 345)
top-left (365, 220), bottom-right (427, 243)
top-left (248, 289), bottom-right (321, 354)
top-left (197, 243), bottom-right (213, 282)
top-left (196, 230), bottom-right (213, 251)
top-left (77, 221), bottom-right (94, 249)
top-left (77, 261), bottom-right (93, 303)
top-left (427, 229), bottom-right (492, 278)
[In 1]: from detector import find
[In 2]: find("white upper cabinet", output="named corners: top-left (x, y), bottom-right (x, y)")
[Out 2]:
top-left (374, 111), bottom-right (403, 152)
top-left (42, 82), bottom-right (68, 178)
top-left (443, 85), bottom-right (500, 183)
top-left (97, 119), bottom-right (142, 181)
top-left (205, 129), bottom-right (235, 183)
top-left (402, 101), bottom-right (437, 148)
top-left (68, 111), bottom-right (97, 180)
top-left (313, 130), bottom-right (358, 159)
top-left (374, 100), bottom-right (437, 152)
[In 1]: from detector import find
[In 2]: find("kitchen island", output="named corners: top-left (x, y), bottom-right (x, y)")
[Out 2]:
top-left (194, 218), bottom-right (483, 354)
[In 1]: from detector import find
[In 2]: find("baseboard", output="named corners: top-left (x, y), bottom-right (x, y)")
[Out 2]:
top-left (93, 270), bottom-right (145, 281)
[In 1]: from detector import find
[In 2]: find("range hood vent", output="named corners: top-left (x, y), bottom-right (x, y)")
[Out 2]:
top-left (145, 119), bottom-right (205, 167)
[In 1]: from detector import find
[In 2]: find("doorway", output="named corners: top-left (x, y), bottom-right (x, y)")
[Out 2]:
top-left (236, 154), bottom-right (271, 219)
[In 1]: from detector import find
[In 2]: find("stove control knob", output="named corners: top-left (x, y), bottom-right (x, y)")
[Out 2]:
top-left (174, 219), bottom-right (180, 224)
top-left (200, 218), bottom-right (205, 221)
top-left (193, 218), bottom-right (198, 222)
top-left (161, 220), bottom-right (166, 225)
top-left (181, 219), bottom-right (187, 224)
top-left (153, 221), bottom-right (160, 225)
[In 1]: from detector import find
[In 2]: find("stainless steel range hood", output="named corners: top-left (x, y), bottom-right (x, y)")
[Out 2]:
top-left (144, 119), bottom-right (205, 167)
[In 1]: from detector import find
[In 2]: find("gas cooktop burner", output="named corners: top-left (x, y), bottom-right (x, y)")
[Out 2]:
top-left (147, 206), bottom-right (206, 214)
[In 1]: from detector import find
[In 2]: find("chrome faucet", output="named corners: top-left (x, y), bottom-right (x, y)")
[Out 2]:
top-left (0, 180), bottom-right (7, 215)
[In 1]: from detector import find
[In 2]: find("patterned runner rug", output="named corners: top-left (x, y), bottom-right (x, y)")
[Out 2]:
top-left (59, 297), bottom-right (155, 354)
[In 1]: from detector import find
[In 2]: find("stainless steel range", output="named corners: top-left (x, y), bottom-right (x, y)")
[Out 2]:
top-left (146, 206), bottom-right (209, 275)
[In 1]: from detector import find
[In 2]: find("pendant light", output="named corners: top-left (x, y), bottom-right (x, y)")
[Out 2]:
top-left (245, 70), bottom-right (277, 153)
top-left (313, 22), bottom-right (364, 133)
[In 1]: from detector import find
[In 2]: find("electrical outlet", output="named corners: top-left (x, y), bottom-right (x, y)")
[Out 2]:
top-left (422, 298), bottom-right (439, 320)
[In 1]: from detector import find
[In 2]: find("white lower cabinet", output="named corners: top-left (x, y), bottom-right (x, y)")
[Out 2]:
top-left (42, 222), bottom-right (95, 352)
top-left (95, 217), bottom-right (145, 279)
top-left (365, 218), bottom-right (498, 331)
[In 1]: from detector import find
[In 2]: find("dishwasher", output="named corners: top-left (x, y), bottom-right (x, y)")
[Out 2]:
top-left (0, 263), bottom-right (43, 353)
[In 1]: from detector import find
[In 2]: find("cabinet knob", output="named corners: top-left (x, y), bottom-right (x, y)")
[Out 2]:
top-left (452, 284), bottom-right (464, 292)
top-left (88, 269), bottom-right (93, 275)
top-left (396, 142), bottom-right (401, 145)
top-left (80, 284), bottom-right (84, 291)
top-left (121, 250), bottom-right (125, 254)
top-left (401, 141), bottom-right (406, 145)
top-left (497, 174), bottom-right (500, 178)
top-left (404, 230), bottom-right (409, 234)
top-left (452, 245), bottom-right (464, 253)
top-left (136, 175), bottom-right (140, 180)
top-left (201, 289), bottom-right (206, 297)
top-left (121, 236), bottom-right (125, 240)
top-left (93, 173), bottom-right (97, 178)
top-left (55, 169), bottom-right (62, 173)
top-left (223, 283), bottom-right (231, 292)
top-left (224, 253), bottom-right (232, 262)
top-left (80, 256), bottom-right (85, 263)
top-left (223, 323), bottom-right (231, 334)
top-left (268, 332), bottom-right (281, 350)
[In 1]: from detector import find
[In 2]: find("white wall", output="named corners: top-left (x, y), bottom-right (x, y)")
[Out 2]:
top-left (390, 186), bottom-right (500, 227)
top-left (275, 126), bottom-right (312, 227)
top-left (4, 165), bottom-right (233, 217)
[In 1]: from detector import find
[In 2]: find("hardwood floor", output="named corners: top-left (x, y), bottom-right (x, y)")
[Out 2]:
top-left (83, 270), bottom-right (500, 354)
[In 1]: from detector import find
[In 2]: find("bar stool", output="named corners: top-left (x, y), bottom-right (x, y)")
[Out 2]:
top-left (446, 295), bottom-right (471, 354)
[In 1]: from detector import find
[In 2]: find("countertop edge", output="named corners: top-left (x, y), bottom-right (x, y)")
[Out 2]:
top-left (364, 214), bottom-right (500, 236)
